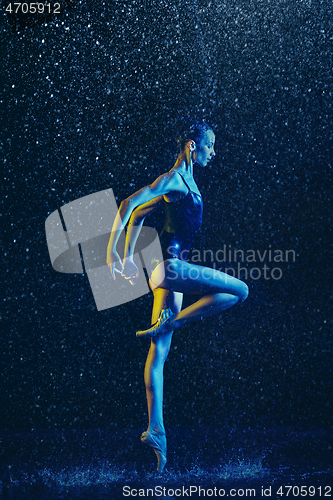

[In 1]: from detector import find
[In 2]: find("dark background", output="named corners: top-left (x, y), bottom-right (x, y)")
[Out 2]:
top-left (1, 0), bottom-right (332, 438)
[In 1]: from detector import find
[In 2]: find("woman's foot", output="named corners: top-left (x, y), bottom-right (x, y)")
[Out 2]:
top-left (141, 429), bottom-right (167, 473)
top-left (136, 308), bottom-right (175, 338)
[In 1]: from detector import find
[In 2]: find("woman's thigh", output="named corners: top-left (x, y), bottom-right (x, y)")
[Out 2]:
top-left (150, 259), bottom-right (248, 300)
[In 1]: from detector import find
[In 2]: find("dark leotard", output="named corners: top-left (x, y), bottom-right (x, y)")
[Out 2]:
top-left (151, 172), bottom-right (203, 270)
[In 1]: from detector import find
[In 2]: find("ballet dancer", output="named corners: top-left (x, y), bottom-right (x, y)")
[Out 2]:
top-left (107, 120), bottom-right (249, 472)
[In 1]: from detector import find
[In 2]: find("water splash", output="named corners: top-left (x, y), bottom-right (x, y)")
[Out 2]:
top-left (37, 456), bottom-right (268, 488)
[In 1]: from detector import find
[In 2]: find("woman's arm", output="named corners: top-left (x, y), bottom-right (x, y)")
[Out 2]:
top-left (123, 196), bottom-right (163, 261)
top-left (106, 171), bottom-right (181, 278)
top-left (120, 196), bottom-right (164, 285)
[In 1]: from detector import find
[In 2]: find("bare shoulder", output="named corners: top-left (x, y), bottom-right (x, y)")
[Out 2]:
top-left (125, 170), bottom-right (185, 209)
top-left (154, 170), bottom-right (185, 190)
top-left (155, 170), bottom-right (179, 182)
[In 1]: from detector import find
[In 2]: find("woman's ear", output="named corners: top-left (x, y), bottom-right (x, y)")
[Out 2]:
top-left (188, 140), bottom-right (196, 152)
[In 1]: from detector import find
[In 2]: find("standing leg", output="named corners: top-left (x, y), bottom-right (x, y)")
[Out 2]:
top-left (141, 287), bottom-right (183, 472)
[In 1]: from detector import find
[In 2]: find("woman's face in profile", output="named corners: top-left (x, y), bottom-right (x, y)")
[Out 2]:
top-left (194, 130), bottom-right (216, 167)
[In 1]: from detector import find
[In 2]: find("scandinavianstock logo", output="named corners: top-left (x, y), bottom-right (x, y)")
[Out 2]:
top-left (45, 189), bottom-right (162, 311)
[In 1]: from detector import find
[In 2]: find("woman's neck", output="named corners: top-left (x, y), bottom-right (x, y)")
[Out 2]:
top-left (173, 153), bottom-right (193, 177)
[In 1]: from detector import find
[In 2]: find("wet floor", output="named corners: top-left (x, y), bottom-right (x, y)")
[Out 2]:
top-left (1, 426), bottom-right (331, 499)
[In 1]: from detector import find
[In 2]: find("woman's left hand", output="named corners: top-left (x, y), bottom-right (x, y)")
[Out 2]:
top-left (121, 257), bottom-right (139, 286)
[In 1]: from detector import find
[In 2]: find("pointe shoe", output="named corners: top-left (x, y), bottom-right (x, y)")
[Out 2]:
top-left (136, 308), bottom-right (175, 338)
top-left (141, 429), bottom-right (167, 473)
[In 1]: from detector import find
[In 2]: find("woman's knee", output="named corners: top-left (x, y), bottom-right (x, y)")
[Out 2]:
top-left (237, 281), bottom-right (249, 302)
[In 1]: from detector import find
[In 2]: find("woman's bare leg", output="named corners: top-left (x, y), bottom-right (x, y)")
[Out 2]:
top-left (142, 287), bottom-right (183, 471)
top-left (141, 260), bottom-right (247, 470)
top-left (144, 287), bottom-right (183, 433)
top-left (150, 259), bottom-right (249, 330)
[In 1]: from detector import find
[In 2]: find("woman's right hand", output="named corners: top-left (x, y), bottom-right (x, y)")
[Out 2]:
top-left (106, 249), bottom-right (124, 280)
top-left (121, 257), bottom-right (139, 286)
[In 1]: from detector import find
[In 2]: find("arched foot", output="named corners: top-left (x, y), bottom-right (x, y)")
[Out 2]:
top-left (136, 309), bottom-right (175, 339)
top-left (141, 430), bottom-right (167, 473)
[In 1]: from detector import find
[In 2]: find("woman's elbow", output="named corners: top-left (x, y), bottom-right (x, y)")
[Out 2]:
top-left (120, 198), bottom-right (130, 210)
top-left (131, 207), bottom-right (144, 224)
top-left (119, 198), bottom-right (133, 217)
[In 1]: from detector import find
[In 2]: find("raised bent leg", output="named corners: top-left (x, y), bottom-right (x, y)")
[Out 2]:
top-left (173, 292), bottom-right (239, 329)
top-left (150, 259), bottom-right (249, 330)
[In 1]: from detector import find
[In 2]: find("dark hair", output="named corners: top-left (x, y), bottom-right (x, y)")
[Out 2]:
top-left (175, 119), bottom-right (213, 153)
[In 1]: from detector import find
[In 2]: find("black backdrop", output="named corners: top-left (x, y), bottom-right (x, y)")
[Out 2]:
top-left (1, 0), bottom-right (332, 436)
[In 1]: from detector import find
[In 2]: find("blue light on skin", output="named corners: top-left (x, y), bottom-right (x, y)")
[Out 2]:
top-left (194, 130), bottom-right (216, 168)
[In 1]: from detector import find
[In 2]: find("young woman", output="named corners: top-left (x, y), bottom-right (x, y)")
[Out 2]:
top-left (106, 120), bottom-right (248, 472)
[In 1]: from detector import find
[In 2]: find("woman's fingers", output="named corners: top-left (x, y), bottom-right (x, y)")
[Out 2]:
top-left (122, 272), bottom-right (137, 280)
top-left (120, 260), bottom-right (139, 285)
top-left (123, 271), bottom-right (139, 278)
top-left (121, 271), bottom-right (139, 286)
top-left (107, 264), bottom-right (115, 280)
top-left (108, 264), bottom-right (123, 280)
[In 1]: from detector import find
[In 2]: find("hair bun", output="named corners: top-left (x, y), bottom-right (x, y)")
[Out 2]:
top-left (175, 119), bottom-right (213, 153)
